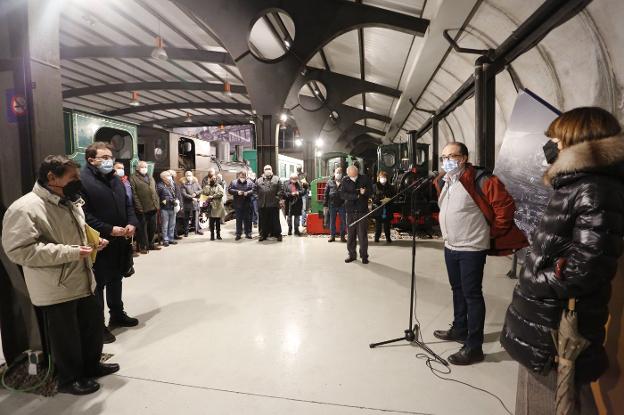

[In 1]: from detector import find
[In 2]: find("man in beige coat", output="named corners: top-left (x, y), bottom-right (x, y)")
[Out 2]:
top-left (2, 155), bottom-right (119, 395)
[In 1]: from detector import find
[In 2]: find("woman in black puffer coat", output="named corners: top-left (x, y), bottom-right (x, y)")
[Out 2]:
top-left (500, 107), bottom-right (624, 414)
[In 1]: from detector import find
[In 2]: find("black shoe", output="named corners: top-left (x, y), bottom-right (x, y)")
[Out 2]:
top-left (448, 346), bottom-right (484, 366)
top-left (169, 240), bottom-right (178, 245)
top-left (162, 242), bottom-right (169, 247)
top-left (340, 236), bottom-right (347, 243)
top-left (259, 236), bottom-right (267, 242)
top-left (235, 235), bottom-right (242, 241)
top-left (197, 231), bottom-right (204, 235)
top-left (91, 363), bottom-right (120, 379)
top-left (58, 379), bottom-right (100, 395)
top-left (288, 230), bottom-right (292, 236)
top-left (245, 234), bottom-right (253, 239)
top-left (109, 312), bottom-right (139, 328)
top-left (276, 236), bottom-right (283, 242)
top-left (174, 236), bottom-right (182, 240)
top-left (362, 258), bottom-right (369, 264)
top-left (345, 257), bottom-right (356, 263)
top-left (374, 238), bottom-right (380, 243)
top-left (328, 237), bottom-right (335, 242)
top-left (103, 326), bottom-right (116, 344)
top-left (149, 245), bottom-right (161, 251)
top-left (216, 234), bottom-right (222, 240)
top-left (386, 239), bottom-right (392, 244)
top-left (295, 231), bottom-right (301, 236)
top-left (184, 233), bottom-right (189, 237)
top-left (433, 326), bottom-right (467, 343)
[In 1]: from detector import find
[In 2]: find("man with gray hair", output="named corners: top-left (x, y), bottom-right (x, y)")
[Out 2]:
top-left (255, 165), bottom-right (283, 241)
top-left (129, 161), bottom-right (160, 253)
top-left (340, 165), bottom-right (372, 263)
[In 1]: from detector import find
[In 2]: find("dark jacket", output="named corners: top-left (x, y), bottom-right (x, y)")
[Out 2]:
top-left (500, 135), bottom-right (624, 384)
top-left (255, 175), bottom-right (283, 208)
top-left (340, 174), bottom-right (372, 213)
top-left (323, 178), bottom-right (344, 208)
top-left (283, 180), bottom-right (305, 216)
top-left (81, 163), bottom-right (138, 283)
top-left (129, 172), bottom-right (159, 213)
top-left (433, 163), bottom-right (528, 256)
top-left (372, 181), bottom-right (396, 220)
top-left (180, 177), bottom-right (202, 211)
top-left (157, 181), bottom-right (177, 211)
top-left (228, 179), bottom-right (255, 210)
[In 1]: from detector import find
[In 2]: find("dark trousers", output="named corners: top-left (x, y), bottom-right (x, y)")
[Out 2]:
top-left (136, 210), bottom-right (157, 249)
top-left (183, 208), bottom-right (199, 235)
top-left (287, 215), bottom-right (300, 233)
top-left (209, 217), bottom-right (221, 236)
top-left (95, 278), bottom-right (124, 319)
top-left (235, 207), bottom-right (252, 236)
top-left (39, 295), bottom-right (103, 386)
top-left (259, 207), bottom-right (281, 237)
top-left (346, 211), bottom-right (369, 259)
top-left (375, 218), bottom-right (391, 241)
top-left (444, 247), bottom-right (487, 349)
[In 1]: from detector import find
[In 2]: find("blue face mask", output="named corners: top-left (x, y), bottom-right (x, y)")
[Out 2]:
top-left (98, 159), bottom-right (114, 175)
top-left (443, 159), bottom-right (460, 173)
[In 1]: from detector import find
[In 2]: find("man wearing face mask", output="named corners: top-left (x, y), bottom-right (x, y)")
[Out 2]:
top-left (372, 171), bottom-right (396, 244)
top-left (2, 155), bottom-right (118, 395)
top-left (254, 165), bottom-right (284, 242)
top-left (323, 167), bottom-right (346, 243)
top-left (180, 171), bottom-right (203, 237)
top-left (228, 170), bottom-right (255, 240)
top-left (81, 142), bottom-right (140, 344)
top-left (432, 142), bottom-right (527, 365)
top-left (282, 173), bottom-right (305, 236)
top-left (340, 165), bottom-right (372, 263)
top-left (129, 161), bottom-right (160, 253)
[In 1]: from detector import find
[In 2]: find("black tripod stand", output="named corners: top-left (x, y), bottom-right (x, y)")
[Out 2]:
top-left (357, 177), bottom-right (448, 365)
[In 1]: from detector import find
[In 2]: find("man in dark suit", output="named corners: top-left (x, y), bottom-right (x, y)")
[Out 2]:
top-left (81, 142), bottom-right (140, 344)
top-left (340, 165), bottom-right (372, 264)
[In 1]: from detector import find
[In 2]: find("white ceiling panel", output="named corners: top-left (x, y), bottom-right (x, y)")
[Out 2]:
top-left (363, 27), bottom-right (414, 89)
top-left (323, 30), bottom-right (360, 79)
top-left (362, 0), bottom-right (426, 17)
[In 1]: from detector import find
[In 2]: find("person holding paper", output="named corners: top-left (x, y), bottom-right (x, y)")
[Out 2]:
top-left (2, 155), bottom-right (114, 395)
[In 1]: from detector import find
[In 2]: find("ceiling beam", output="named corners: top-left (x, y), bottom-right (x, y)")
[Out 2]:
top-left (146, 113), bottom-right (251, 128)
top-left (63, 81), bottom-right (247, 99)
top-left (60, 46), bottom-right (235, 65)
top-left (103, 102), bottom-right (252, 117)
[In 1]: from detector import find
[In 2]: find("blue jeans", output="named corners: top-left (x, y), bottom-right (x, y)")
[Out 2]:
top-left (160, 209), bottom-right (176, 242)
top-left (444, 248), bottom-right (487, 350)
top-left (329, 206), bottom-right (346, 237)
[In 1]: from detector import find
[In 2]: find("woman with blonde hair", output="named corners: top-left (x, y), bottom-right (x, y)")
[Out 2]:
top-left (501, 107), bottom-right (624, 414)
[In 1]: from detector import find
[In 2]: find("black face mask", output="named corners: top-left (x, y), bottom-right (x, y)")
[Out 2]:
top-left (543, 140), bottom-right (559, 164)
top-left (61, 180), bottom-right (82, 201)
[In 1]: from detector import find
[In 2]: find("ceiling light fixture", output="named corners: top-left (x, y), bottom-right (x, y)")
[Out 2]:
top-left (295, 138), bottom-right (303, 147)
top-left (184, 113), bottom-right (193, 123)
top-left (224, 80), bottom-right (233, 97)
top-left (151, 35), bottom-right (168, 61)
top-left (280, 112), bottom-right (288, 122)
top-left (315, 137), bottom-right (324, 147)
top-left (129, 91), bottom-right (140, 107)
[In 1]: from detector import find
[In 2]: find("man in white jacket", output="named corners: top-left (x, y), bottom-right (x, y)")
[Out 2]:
top-left (2, 155), bottom-right (118, 395)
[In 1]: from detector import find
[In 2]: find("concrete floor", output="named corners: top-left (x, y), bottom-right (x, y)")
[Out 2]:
top-left (0, 221), bottom-right (519, 415)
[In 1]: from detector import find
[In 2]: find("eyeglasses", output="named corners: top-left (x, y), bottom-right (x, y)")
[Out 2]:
top-left (439, 154), bottom-right (462, 162)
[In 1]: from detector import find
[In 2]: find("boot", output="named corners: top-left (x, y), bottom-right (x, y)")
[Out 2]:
top-left (210, 232), bottom-right (215, 241)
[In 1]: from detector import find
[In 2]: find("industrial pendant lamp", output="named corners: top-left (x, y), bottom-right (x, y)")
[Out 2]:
top-left (184, 113), bottom-right (192, 123)
top-left (151, 35), bottom-right (168, 61)
top-left (129, 91), bottom-right (140, 107)
top-left (224, 79), bottom-right (233, 97)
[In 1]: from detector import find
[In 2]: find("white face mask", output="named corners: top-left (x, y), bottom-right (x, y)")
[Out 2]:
top-left (349, 176), bottom-right (357, 182)
top-left (139, 167), bottom-right (148, 175)
top-left (379, 178), bottom-right (387, 185)
top-left (335, 174), bottom-right (342, 180)
top-left (185, 175), bottom-right (193, 181)
top-left (116, 169), bottom-right (125, 177)
top-left (264, 170), bottom-right (273, 178)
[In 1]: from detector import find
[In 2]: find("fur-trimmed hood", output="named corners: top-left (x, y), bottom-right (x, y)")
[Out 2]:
top-left (544, 135), bottom-right (624, 186)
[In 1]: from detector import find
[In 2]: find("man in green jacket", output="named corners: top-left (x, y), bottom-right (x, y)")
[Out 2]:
top-left (129, 161), bottom-right (160, 253)
top-left (2, 155), bottom-right (118, 395)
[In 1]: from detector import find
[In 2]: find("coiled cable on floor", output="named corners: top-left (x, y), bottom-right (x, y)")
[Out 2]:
top-left (1, 353), bottom-right (53, 393)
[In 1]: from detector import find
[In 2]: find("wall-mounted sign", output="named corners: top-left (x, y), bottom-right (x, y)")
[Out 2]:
top-left (5, 89), bottom-right (27, 123)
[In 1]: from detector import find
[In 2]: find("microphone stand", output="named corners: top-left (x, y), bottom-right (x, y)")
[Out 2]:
top-left (363, 175), bottom-right (448, 367)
